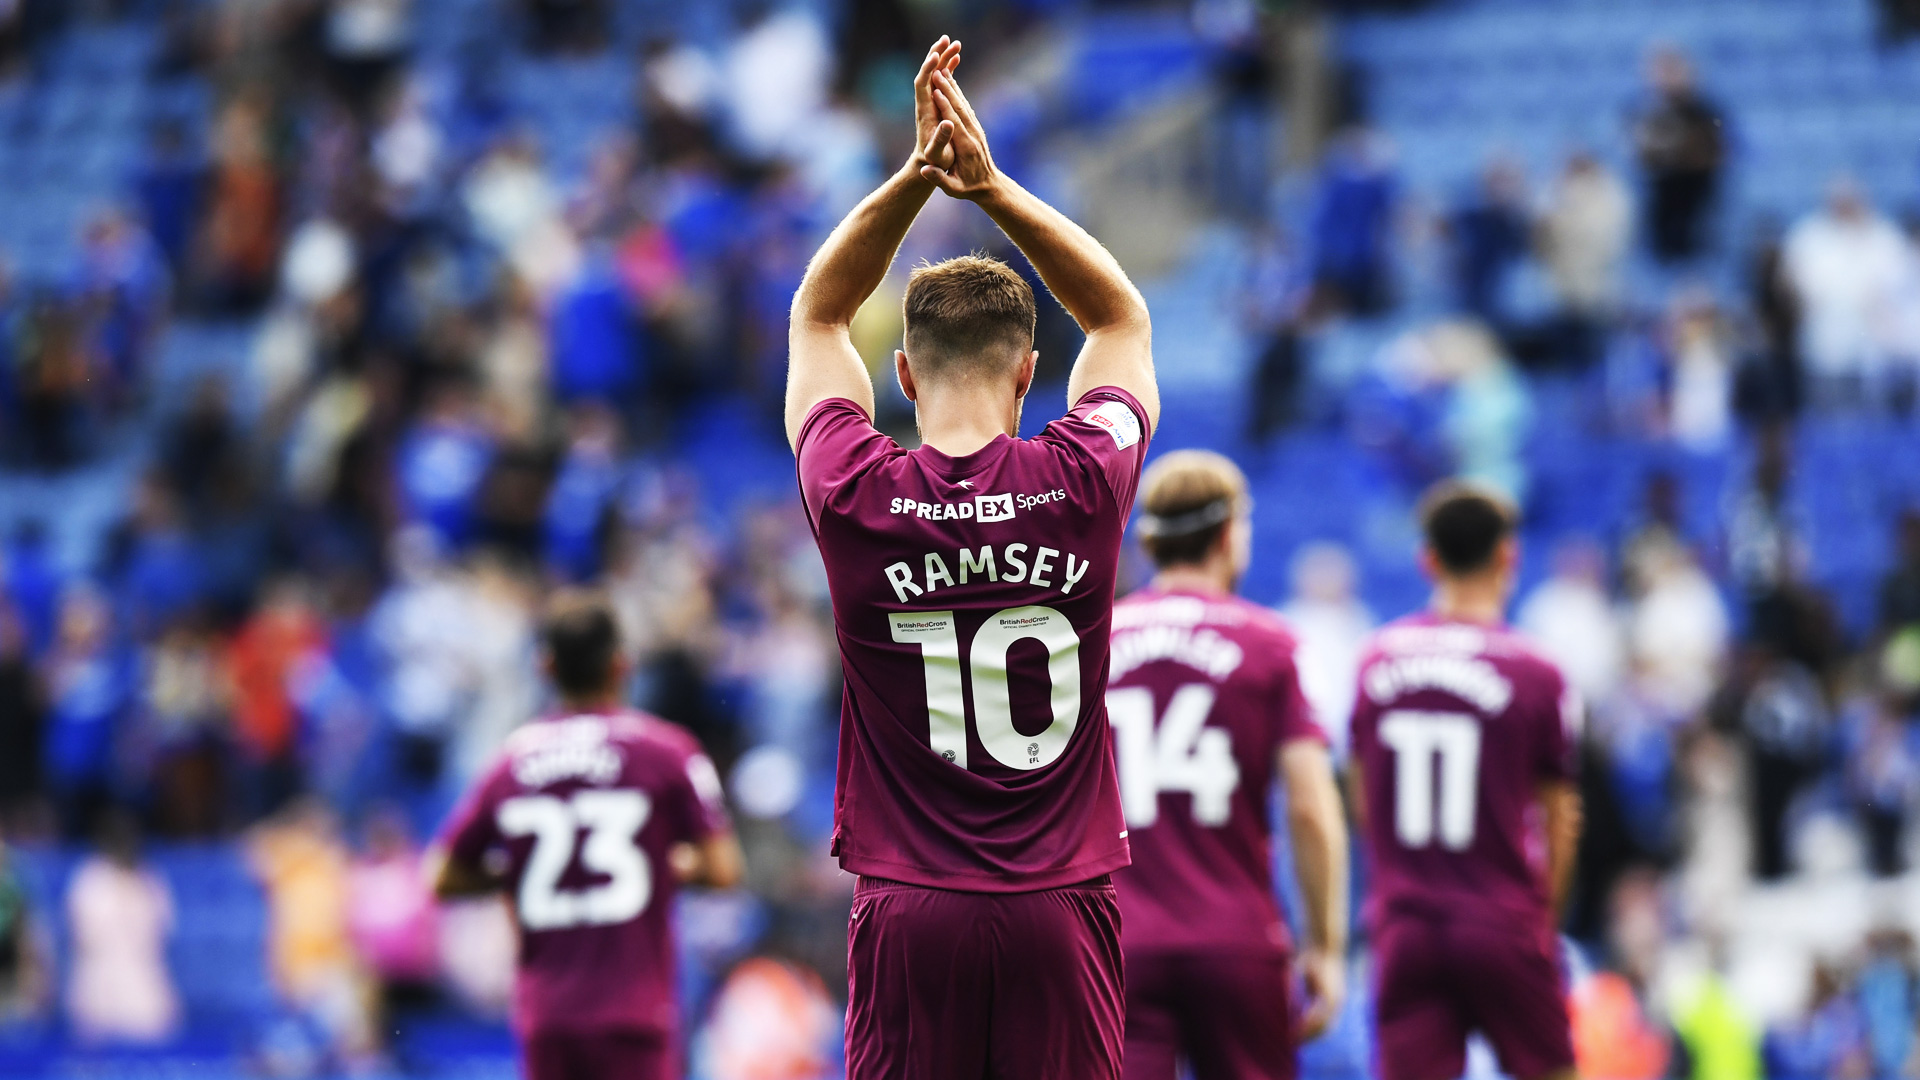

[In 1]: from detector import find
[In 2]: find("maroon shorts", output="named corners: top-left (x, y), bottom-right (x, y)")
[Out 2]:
top-left (845, 875), bottom-right (1125, 1080)
top-left (1372, 914), bottom-right (1573, 1080)
top-left (1123, 948), bottom-right (1297, 1080)
top-left (521, 1028), bottom-right (673, 1080)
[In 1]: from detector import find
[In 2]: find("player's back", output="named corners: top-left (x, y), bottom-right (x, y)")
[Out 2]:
top-left (795, 389), bottom-right (1150, 890)
top-left (1105, 586), bottom-right (1322, 955)
top-left (1350, 615), bottom-right (1577, 928)
top-left (438, 711), bottom-right (727, 1036)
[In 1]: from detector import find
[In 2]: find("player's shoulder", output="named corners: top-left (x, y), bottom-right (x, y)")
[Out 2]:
top-left (1485, 625), bottom-right (1571, 694)
top-left (603, 709), bottom-right (704, 761)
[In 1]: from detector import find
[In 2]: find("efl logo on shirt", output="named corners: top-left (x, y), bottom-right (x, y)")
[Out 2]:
top-left (974, 493), bottom-right (1015, 522)
top-left (1087, 400), bottom-right (1141, 450)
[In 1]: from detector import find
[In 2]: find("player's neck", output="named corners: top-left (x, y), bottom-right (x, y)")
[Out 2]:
top-left (914, 389), bottom-right (1019, 457)
top-left (556, 692), bottom-right (623, 717)
top-left (1429, 578), bottom-right (1508, 626)
top-left (1152, 563), bottom-right (1234, 597)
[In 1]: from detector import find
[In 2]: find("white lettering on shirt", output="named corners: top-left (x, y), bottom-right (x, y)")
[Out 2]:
top-left (1364, 654), bottom-right (1514, 715)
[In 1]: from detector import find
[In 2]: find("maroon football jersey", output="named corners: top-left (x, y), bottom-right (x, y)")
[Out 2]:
top-left (437, 711), bottom-right (729, 1036)
top-left (1350, 614), bottom-right (1578, 930)
top-left (1105, 586), bottom-right (1325, 955)
top-left (795, 388), bottom-right (1151, 891)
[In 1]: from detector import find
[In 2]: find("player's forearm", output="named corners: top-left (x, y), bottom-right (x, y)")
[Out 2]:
top-left (790, 166), bottom-right (935, 332)
top-left (1539, 782), bottom-right (1582, 925)
top-left (975, 175), bottom-right (1148, 337)
top-left (1285, 746), bottom-right (1351, 955)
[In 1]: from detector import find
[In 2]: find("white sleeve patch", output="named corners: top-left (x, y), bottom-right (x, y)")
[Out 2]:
top-left (1086, 400), bottom-right (1142, 451)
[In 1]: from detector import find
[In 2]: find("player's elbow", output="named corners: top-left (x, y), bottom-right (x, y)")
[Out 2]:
top-left (696, 834), bottom-right (746, 890)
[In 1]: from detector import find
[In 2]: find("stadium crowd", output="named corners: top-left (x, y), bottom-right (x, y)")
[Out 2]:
top-left (0, 0), bottom-right (1916, 1077)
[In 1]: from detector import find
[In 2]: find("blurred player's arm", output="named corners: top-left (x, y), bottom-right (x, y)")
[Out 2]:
top-left (669, 831), bottom-right (746, 890)
top-left (1538, 779), bottom-right (1582, 927)
top-left (918, 68), bottom-right (1157, 428)
top-left (785, 38), bottom-right (962, 450)
top-left (424, 842), bottom-right (501, 900)
top-left (1282, 739), bottom-right (1350, 1040)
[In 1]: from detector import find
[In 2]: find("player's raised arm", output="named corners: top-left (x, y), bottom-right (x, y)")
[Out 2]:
top-left (785, 38), bottom-right (962, 450)
top-left (919, 68), bottom-right (1157, 428)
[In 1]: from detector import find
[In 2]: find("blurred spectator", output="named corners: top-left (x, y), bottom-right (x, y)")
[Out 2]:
top-left (0, 839), bottom-right (46, 1023)
top-left (1856, 929), bottom-right (1917, 1078)
top-left (1624, 534), bottom-right (1729, 718)
top-left (1720, 648), bottom-right (1829, 881)
top-left (1571, 970), bottom-right (1669, 1080)
top-left (699, 956), bottom-right (838, 1080)
top-left (1431, 320), bottom-right (1533, 500)
top-left (1279, 542), bottom-right (1374, 755)
top-left (395, 381), bottom-right (496, 551)
top-left (1662, 289), bottom-right (1733, 452)
top-left (1782, 178), bottom-right (1907, 408)
top-left (1763, 959), bottom-right (1868, 1079)
top-left (1670, 958), bottom-right (1763, 1080)
top-left (142, 617), bottom-right (230, 837)
top-left (1309, 128), bottom-right (1397, 316)
top-left (1241, 223), bottom-right (1312, 440)
top-left (1447, 157), bottom-right (1530, 324)
top-left (345, 808), bottom-right (439, 1023)
top-left (1518, 537), bottom-right (1624, 706)
top-left (1737, 216), bottom-right (1803, 422)
top-left (544, 404), bottom-right (625, 582)
top-left (1539, 152), bottom-right (1631, 326)
top-left (1878, 509), bottom-right (1920, 635)
top-left (1201, 6), bottom-right (1276, 221)
top-left (322, 0), bottom-right (412, 118)
top-left (1839, 686), bottom-right (1916, 877)
top-left (248, 800), bottom-right (378, 1064)
top-left (1631, 47), bottom-right (1727, 263)
top-left (133, 121), bottom-right (205, 278)
top-left (229, 580), bottom-right (329, 817)
top-left (43, 585), bottom-right (134, 840)
top-left (722, 6), bottom-right (831, 164)
top-left (201, 91), bottom-right (284, 313)
top-left (65, 815), bottom-right (179, 1045)
top-left (0, 603), bottom-right (43, 825)
top-left (1727, 431), bottom-right (1841, 674)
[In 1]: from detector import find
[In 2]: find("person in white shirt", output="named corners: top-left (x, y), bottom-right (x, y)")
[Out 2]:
top-left (1782, 177), bottom-right (1907, 406)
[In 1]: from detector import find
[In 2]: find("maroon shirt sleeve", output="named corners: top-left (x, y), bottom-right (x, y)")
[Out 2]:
top-left (1535, 665), bottom-right (1581, 783)
top-left (1035, 386), bottom-right (1153, 514)
top-left (796, 398), bottom-right (896, 525)
top-left (1274, 650), bottom-right (1329, 749)
top-left (437, 757), bottom-right (511, 867)
top-left (658, 736), bottom-right (731, 844)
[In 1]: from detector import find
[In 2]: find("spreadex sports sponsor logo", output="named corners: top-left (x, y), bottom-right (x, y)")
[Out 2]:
top-left (888, 489), bottom-right (1067, 522)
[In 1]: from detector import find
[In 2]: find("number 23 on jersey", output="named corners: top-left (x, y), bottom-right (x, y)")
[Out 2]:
top-left (497, 788), bottom-right (653, 931)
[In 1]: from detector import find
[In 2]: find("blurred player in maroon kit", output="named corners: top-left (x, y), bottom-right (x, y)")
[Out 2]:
top-left (786, 35), bottom-right (1156, 1080)
top-left (1350, 484), bottom-right (1584, 1080)
top-left (1106, 451), bottom-right (1350, 1080)
top-left (427, 592), bottom-right (743, 1080)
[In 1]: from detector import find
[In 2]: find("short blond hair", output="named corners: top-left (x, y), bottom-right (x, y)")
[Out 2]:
top-left (1138, 450), bottom-right (1248, 567)
top-left (902, 254), bottom-right (1036, 379)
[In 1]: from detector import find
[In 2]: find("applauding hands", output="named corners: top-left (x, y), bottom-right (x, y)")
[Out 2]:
top-left (909, 37), bottom-right (1000, 203)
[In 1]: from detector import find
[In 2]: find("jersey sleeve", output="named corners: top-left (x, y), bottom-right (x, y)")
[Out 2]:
top-left (660, 740), bottom-right (732, 844)
top-left (436, 757), bottom-right (511, 867)
top-left (1035, 386), bottom-right (1153, 514)
top-left (795, 398), bottom-right (895, 526)
top-left (1274, 651), bottom-right (1330, 749)
top-left (1534, 665), bottom-right (1581, 782)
